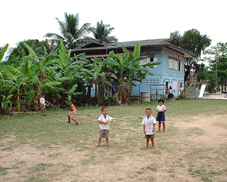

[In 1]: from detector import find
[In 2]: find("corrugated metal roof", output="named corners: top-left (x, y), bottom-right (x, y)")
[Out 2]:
top-left (71, 38), bottom-right (195, 58)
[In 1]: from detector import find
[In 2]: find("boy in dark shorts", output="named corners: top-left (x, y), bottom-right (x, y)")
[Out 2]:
top-left (142, 108), bottom-right (156, 148)
top-left (96, 107), bottom-right (113, 147)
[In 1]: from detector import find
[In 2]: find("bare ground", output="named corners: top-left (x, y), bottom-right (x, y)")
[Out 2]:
top-left (1, 114), bottom-right (227, 182)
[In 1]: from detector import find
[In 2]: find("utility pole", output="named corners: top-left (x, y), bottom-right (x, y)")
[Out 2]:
top-left (215, 52), bottom-right (219, 93)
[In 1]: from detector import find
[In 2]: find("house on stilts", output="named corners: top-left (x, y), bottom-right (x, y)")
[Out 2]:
top-left (71, 38), bottom-right (195, 100)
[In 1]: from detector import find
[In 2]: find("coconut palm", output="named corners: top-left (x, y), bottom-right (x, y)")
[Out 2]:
top-left (44, 13), bottom-right (91, 49)
top-left (89, 20), bottom-right (118, 43)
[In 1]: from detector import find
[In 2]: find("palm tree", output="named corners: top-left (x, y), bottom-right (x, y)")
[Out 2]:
top-left (44, 13), bottom-right (91, 49)
top-left (89, 20), bottom-right (118, 43)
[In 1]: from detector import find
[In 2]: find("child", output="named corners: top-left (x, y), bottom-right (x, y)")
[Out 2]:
top-left (40, 94), bottom-right (46, 116)
top-left (180, 85), bottom-right (184, 99)
top-left (97, 107), bottom-right (113, 147)
top-left (67, 100), bottom-right (79, 125)
top-left (156, 99), bottom-right (166, 132)
top-left (168, 86), bottom-right (174, 99)
top-left (142, 108), bottom-right (156, 148)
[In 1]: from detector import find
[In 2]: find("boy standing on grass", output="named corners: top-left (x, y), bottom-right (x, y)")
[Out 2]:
top-left (40, 94), bottom-right (46, 116)
top-left (67, 100), bottom-right (79, 125)
top-left (142, 108), bottom-right (156, 148)
top-left (97, 107), bottom-right (113, 147)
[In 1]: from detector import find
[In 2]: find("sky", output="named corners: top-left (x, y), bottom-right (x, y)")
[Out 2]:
top-left (1, 0), bottom-right (227, 59)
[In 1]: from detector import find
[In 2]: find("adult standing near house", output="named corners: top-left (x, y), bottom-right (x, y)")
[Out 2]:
top-left (168, 86), bottom-right (174, 99)
top-left (180, 85), bottom-right (184, 99)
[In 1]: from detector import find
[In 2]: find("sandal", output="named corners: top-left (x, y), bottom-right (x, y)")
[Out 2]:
top-left (96, 145), bottom-right (100, 147)
top-left (106, 144), bottom-right (110, 147)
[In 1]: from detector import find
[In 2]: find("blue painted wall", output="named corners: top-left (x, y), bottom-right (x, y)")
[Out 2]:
top-left (132, 53), bottom-right (184, 98)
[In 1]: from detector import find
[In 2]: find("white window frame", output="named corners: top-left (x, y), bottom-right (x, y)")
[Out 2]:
top-left (168, 58), bottom-right (181, 71)
top-left (140, 58), bottom-right (150, 65)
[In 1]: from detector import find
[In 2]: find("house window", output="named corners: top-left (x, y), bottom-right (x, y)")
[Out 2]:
top-left (140, 57), bottom-right (158, 68)
top-left (142, 78), bottom-right (159, 84)
top-left (140, 58), bottom-right (152, 65)
top-left (153, 57), bottom-right (158, 68)
top-left (168, 58), bottom-right (180, 71)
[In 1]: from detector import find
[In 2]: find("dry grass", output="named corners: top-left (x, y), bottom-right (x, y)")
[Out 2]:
top-left (0, 100), bottom-right (227, 182)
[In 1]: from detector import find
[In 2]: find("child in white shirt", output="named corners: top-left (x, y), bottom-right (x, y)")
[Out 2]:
top-left (142, 108), bottom-right (156, 148)
top-left (40, 94), bottom-right (46, 116)
top-left (97, 107), bottom-right (113, 147)
top-left (156, 99), bottom-right (167, 132)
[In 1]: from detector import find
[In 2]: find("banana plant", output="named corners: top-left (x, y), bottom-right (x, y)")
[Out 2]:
top-left (1, 64), bottom-right (30, 112)
top-left (0, 44), bottom-right (9, 62)
top-left (25, 90), bottom-right (35, 110)
top-left (1, 94), bottom-right (13, 114)
top-left (22, 42), bottom-right (61, 110)
top-left (62, 84), bottom-right (82, 103)
top-left (108, 43), bottom-right (161, 104)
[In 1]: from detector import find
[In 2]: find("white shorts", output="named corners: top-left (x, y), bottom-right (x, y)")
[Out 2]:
top-left (69, 112), bottom-right (75, 118)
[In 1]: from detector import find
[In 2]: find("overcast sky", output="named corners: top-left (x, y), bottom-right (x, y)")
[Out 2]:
top-left (1, 0), bottom-right (227, 55)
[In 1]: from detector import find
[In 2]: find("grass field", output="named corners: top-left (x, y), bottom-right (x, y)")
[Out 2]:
top-left (0, 100), bottom-right (227, 182)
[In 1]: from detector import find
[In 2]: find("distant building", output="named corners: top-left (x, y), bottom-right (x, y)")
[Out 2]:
top-left (71, 38), bottom-right (195, 99)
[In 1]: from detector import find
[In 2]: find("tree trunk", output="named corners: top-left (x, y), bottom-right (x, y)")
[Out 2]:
top-left (117, 75), bottom-right (123, 104)
top-left (17, 89), bottom-right (20, 112)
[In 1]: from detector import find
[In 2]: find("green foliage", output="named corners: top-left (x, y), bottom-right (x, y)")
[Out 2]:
top-left (203, 42), bottom-right (227, 92)
top-left (0, 38), bottom-right (160, 113)
top-left (194, 62), bottom-right (208, 82)
top-left (171, 29), bottom-right (211, 58)
top-left (44, 12), bottom-right (91, 49)
top-left (59, 39), bottom-right (71, 59)
top-left (1, 94), bottom-right (13, 108)
top-left (170, 29), bottom-right (211, 82)
top-left (8, 39), bottom-right (48, 61)
top-left (0, 44), bottom-right (9, 62)
top-left (107, 43), bottom-right (160, 104)
top-left (89, 20), bottom-right (118, 43)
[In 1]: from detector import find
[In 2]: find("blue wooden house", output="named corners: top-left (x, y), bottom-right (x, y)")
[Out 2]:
top-left (71, 39), bottom-right (195, 99)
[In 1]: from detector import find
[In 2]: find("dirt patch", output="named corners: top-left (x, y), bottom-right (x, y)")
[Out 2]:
top-left (1, 114), bottom-right (227, 181)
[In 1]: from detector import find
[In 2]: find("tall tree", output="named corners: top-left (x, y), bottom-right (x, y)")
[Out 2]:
top-left (44, 13), bottom-right (91, 49)
top-left (170, 29), bottom-right (211, 82)
top-left (89, 20), bottom-right (118, 43)
top-left (7, 39), bottom-right (49, 61)
top-left (194, 62), bottom-right (208, 82)
top-left (204, 42), bottom-right (227, 92)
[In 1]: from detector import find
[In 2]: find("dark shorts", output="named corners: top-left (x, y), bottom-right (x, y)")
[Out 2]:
top-left (168, 93), bottom-right (174, 98)
top-left (145, 134), bottom-right (155, 139)
top-left (156, 112), bottom-right (165, 122)
top-left (99, 129), bottom-right (109, 138)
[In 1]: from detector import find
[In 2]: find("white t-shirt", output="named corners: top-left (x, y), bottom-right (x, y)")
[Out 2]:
top-left (180, 87), bottom-right (184, 91)
top-left (142, 116), bottom-right (156, 135)
top-left (98, 114), bottom-right (113, 130)
top-left (169, 89), bottom-right (173, 94)
top-left (40, 97), bottom-right (45, 104)
top-left (156, 104), bottom-right (166, 112)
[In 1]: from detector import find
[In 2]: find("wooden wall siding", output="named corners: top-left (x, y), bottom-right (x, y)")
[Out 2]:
top-left (141, 47), bottom-right (162, 55)
top-left (162, 47), bottom-right (184, 60)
